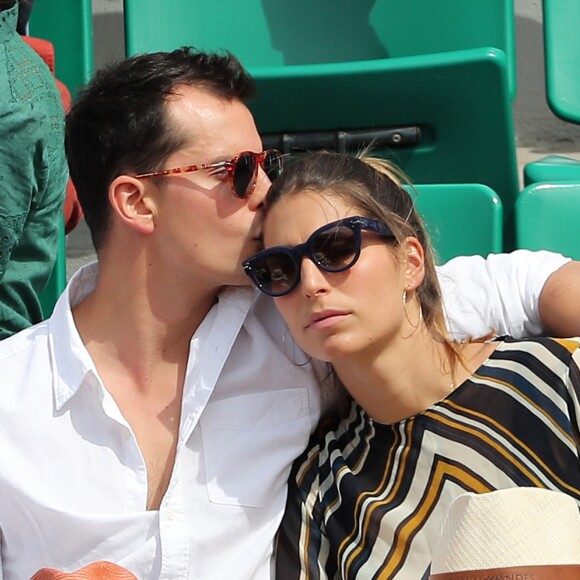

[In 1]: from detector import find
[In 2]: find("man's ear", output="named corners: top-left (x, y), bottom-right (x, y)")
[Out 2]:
top-left (402, 236), bottom-right (426, 292)
top-left (108, 176), bottom-right (156, 235)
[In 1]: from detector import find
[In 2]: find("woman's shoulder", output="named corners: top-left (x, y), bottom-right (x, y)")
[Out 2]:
top-left (474, 335), bottom-right (580, 390)
top-left (493, 335), bottom-right (580, 359)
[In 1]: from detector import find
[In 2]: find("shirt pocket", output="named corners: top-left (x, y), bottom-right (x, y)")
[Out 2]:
top-left (200, 388), bottom-right (311, 508)
top-left (0, 213), bottom-right (26, 278)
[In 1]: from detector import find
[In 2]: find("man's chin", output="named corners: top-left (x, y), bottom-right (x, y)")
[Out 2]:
top-left (222, 269), bottom-right (254, 289)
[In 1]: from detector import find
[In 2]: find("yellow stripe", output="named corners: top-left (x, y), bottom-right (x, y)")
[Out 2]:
top-left (344, 398), bottom-right (578, 577)
top-left (377, 460), bottom-right (492, 579)
top-left (447, 377), bottom-right (579, 493)
top-left (339, 421), bottom-right (412, 571)
top-left (427, 409), bottom-right (543, 487)
top-left (300, 496), bottom-right (313, 578)
top-left (553, 337), bottom-right (580, 354)
top-left (465, 373), bottom-right (575, 446)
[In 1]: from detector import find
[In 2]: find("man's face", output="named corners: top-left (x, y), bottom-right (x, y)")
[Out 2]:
top-left (150, 85), bottom-right (270, 289)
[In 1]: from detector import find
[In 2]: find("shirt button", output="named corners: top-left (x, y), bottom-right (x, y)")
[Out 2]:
top-left (166, 510), bottom-right (175, 521)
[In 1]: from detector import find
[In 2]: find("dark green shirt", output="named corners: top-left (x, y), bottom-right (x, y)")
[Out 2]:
top-left (0, 3), bottom-right (68, 338)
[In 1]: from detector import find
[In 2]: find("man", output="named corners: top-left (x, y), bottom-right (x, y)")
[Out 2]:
top-left (0, 48), bottom-right (577, 579)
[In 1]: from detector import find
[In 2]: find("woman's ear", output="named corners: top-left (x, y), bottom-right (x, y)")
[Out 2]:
top-left (402, 236), bottom-right (425, 292)
top-left (108, 175), bottom-right (156, 235)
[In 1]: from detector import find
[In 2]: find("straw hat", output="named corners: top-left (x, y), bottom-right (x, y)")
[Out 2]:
top-left (430, 487), bottom-right (580, 579)
top-left (31, 561), bottom-right (137, 579)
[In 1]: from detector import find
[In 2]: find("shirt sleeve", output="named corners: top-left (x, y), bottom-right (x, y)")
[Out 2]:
top-left (437, 250), bottom-right (571, 341)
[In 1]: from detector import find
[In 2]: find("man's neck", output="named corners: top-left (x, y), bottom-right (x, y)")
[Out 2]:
top-left (70, 258), bottom-right (221, 509)
top-left (72, 260), bottom-right (219, 392)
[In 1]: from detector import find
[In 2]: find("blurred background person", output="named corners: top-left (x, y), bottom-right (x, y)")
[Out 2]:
top-left (0, 0), bottom-right (68, 338)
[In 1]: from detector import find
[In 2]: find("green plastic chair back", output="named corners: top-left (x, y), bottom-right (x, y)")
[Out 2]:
top-left (523, 0), bottom-right (580, 186)
top-left (543, 0), bottom-right (580, 124)
top-left (29, 0), bottom-right (94, 96)
top-left (410, 183), bottom-right (503, 264)
top-left (515, 182), bottom-right (580, 260)
top-left (250, 49), bottom-right (517, 225)
top-left (38, 216), bottom-right (66, 318)
top-left (523, 155), bottom-right (580, 187)
top-left (124, 0), bottom-right (516, 99)
top-left (28, 0), bottom-right (94, 316)
top-left (123, 0), bottom-right (518, 241)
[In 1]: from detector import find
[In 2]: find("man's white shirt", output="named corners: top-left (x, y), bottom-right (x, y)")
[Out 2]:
top-left (0, 251), bottom-right (570, 579)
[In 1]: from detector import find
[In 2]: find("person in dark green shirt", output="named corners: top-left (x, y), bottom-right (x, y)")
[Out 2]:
top-left (0, 0), bottom-right (68, 338)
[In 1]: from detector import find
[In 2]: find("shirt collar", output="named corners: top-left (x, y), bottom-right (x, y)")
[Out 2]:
top-left (46, 262), bottom-right (259, 412)
top-left (48, 262), bottom-right (101, 411)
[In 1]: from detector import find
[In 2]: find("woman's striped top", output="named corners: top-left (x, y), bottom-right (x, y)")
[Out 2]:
top-left (276, 337), bottom-right (580, 579)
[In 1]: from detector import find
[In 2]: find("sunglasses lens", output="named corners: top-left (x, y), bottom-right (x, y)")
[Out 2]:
top-left (232, 153), bottom-right (256, 198)
top-left (312, 226), bottom-right (359, 271)
top-left (231, 151), bottom-right (283, 198)
top-left (264, 150), bottom-right (283, 181)
top-left (250, 251), bottom-right (298, 297)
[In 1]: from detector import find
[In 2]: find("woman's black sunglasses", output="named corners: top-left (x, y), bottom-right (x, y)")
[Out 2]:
top-left (243, 216), bottom-right (394, 297)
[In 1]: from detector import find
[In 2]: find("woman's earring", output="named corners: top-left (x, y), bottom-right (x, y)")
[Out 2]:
top-left (402, 288), bottom-right (423, 338)
top-left (282, 328), bottom-right (312, 367)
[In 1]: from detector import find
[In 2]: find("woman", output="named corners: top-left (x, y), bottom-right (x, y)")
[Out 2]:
top-left (242, 151), bottom-right (580, 578)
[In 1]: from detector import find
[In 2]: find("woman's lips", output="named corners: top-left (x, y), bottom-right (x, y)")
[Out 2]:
top-left (307, 310), bottom-right (350, 330)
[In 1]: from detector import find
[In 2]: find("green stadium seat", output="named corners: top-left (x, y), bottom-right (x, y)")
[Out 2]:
top-left (28, 0), bottom-right (94, 315)
top-left (29, 0), bottom-right (94, 96)
top-left (124, 0), bottom-right (516, 99)
top-left (523, 0), bottom-right (580, 186)
top-left (524, 155), bottom-right (580, 187)
top-left (411, 183), bottom-right (503, 264)
top-left (544, 0), bottom-right (580, 124)
top-left (515, 182), bottom-right (580, 260)
top-left (123, 0), bottom-right (518, 242)
top-left (38, 216), bottom-right (66, 318)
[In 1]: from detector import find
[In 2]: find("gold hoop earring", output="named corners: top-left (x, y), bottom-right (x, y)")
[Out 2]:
top-left (282, 328), bottom-right (312, 367)
top-left (401, 290), bottom-right (423, 339)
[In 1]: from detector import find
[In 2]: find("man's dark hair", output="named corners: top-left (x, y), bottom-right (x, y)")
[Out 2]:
top-left (65, 47), bottom-right (255, 251)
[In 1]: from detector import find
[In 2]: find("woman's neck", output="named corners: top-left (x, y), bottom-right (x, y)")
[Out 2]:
top-left (332, 328), bottom-right (496, 424)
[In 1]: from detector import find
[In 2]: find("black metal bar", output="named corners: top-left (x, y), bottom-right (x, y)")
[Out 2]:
top-left (262, 126), bottom-right (421, 153)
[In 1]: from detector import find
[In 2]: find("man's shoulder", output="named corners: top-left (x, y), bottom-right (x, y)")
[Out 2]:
top-left (0, 323), bottom-right (52, 418)
top-left (0, 321), bottom-right (49, 365)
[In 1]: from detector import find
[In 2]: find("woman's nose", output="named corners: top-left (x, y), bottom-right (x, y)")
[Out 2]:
top-left (300, 258), bottom-right (331, 298)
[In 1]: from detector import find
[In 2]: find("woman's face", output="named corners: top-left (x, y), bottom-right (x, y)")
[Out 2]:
top-left (262, 190), bottom-right (420, 364)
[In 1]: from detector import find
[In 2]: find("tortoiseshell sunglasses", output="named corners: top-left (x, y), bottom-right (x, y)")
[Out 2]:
top-left (134, 149), bottom-right (283, 199)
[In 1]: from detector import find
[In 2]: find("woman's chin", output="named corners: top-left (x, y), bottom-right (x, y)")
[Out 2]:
top-left (314, 342), bottom-right (356, 364)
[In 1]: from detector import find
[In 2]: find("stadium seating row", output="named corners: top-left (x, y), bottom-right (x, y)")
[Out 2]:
top-left (26, 0), bottom-right (580, 313)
